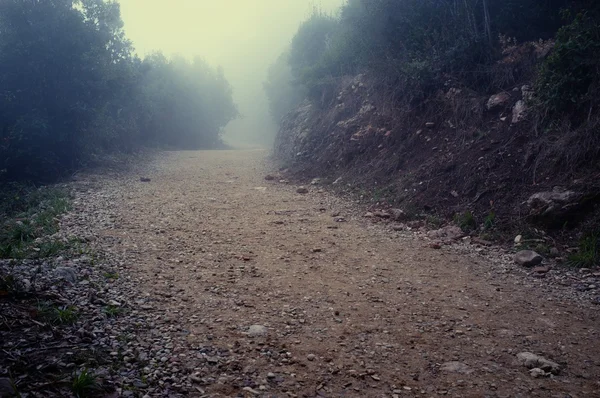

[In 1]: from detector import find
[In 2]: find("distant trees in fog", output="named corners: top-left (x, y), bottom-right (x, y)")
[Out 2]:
top-left (0, 0), bottom-right (238, 182)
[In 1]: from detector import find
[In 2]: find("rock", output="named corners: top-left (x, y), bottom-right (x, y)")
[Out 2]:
top-left (526, 187), bottom-right (583, 223)
top-left (440, 362), bottom-right (474, 374)
top-left (267, 372), bottom-right (276, 379)
top-left (487, 92), bottom-right (511, 110)
top-left (522, 85), bottom-right (535, 101)
top-left (296, 187), bottom-right (309, 194)
top-left (512, 100), bottom-right (527, 123)
top-left (55, 266), bottom-right (77, 283)
top-left (517, 352), bottom-right (560, 374)
top-left (430, 243), bottom-right (442, 250)
top-left (515, 250), bottom-right (543, 267)
top-left (242, 387), bottom-right (261, 395)
top-left (364, 212), bottom-right (374, 218)
top-left (310, 178), bottom-right (322, 185)
top-left (529, 368), bottom-right (549, 378)
top-left (532, 266), bottom-right (551, 274)
top-left (550, 247), bottom-right (560, 257)
top-left (332, 177), bottom-right (342, 185)
top-left (389, 208), bottom-right (406, 221)
top-left (247, 324), bottom-right (268, 337)
top-left (425, 122), bottom-right (436, 129)
top-left (307, 354), bottom-right (316, 361)
top-left (140, 177), bottom-right (151, 182)
top-left (264, 175), bottom-right (275, 181)
top-left (514, 235), bottom-right (522, 244)
top-left (428, 225), bottom-right (464, 241)
top-left (374, 211), bottom-right (391, 219)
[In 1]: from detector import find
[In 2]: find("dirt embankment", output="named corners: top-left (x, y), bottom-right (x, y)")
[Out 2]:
top-left (273, 69), bottom-right (600, 245)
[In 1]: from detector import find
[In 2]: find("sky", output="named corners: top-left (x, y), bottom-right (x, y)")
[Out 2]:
top-left (117, 0), bottom-right (346, 147)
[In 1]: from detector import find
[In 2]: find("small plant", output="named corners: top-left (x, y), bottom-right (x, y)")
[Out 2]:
top-left (567, 232), bottom-right (599, 268)
top-left (103, 272), bottom-right (119, 280)
top-left (38, 302), bottom-right (79, 325)
top-left (0, 274), bottom-right (22, 297)
top-left (72, 369), bottom-right (98, 398)
top-left (104, 305), bottom-right (122, 318)
top-left (483, 211), bottom-right (496, 230)
top-left (53, 306), bottom-right (79, 325)
top-left (425, 214), bottom-right (444, 228)
top-left (0, 188), bottom-right (70, 259)
top-left (455, 210), bottom-right (477, 232)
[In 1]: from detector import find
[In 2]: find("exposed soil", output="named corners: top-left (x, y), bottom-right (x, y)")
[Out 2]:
top-left (58, 150), bottom-right (600, 397)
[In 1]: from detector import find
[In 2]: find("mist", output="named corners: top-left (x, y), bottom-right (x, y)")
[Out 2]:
top-left (118, 0), bottom-right (345, 148)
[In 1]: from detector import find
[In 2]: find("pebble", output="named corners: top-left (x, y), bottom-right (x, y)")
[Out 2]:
top-left (247, 324), bottom-right (268, 337)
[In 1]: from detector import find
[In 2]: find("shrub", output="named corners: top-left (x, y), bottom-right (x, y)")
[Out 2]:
top-left (568, 231), bottom-right (599, 268)
top-left (535, 11), bottom-right (600, 120)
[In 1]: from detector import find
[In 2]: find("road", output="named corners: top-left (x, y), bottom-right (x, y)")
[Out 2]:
top-left (90, 150), bottom-right (599, 397)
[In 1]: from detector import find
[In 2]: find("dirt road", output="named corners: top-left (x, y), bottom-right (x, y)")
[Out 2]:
top-left (88, 150), bottom-right (599, 397)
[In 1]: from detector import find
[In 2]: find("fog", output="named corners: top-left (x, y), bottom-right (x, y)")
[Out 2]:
top-left (118, 0), bottom-right (345, 148)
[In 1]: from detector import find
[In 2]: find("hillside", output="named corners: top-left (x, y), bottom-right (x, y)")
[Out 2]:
top-left (269, 1), bottom-right (600, 256)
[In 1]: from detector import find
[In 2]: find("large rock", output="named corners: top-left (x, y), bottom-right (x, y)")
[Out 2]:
top-left (526, 187), bottom-right (584, 225)
top-left (514, 250), bottom-right (543, 267)
top-left (517, 352), bottom-right (560, 374)
top-left (487, 92), bottom-right (511, 110)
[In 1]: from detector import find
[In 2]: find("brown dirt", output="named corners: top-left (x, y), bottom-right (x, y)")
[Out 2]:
top-left (92, 150), bottom-right (599, 397)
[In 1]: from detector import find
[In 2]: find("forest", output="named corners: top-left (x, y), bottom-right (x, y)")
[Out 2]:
top-left (266, 0), bottom-right (600, 132)
top-left (0, 0), bottom-right (238, 183)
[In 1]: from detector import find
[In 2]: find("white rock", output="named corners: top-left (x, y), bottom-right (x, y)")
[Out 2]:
top-left (247, 324), bottom-right (268, 337)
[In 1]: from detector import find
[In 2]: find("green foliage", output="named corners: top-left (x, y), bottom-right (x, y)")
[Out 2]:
top-left (0, 274), bottom-right (21, 297)
top-left (0, 0), bottom-right (238, 183)
top-left (484, 211), bottom-right (496, 230)
top-left (455, 210), bottom-right (477, 232)
top-left (104, 304), bottom-right (123, 318)
top-left (72, 369), bottom-right (98, 398)
top-left (278, 0), bottom-right (588, 113)
top-left (536, 11), bottom-right (600, 119)
top-left (263, 51), bottom-right (307, 123)
top-left (38, 302), bottom-right (79, 325)
top-left (0, 187), bottom-right (70, 259)
top-left (567, 231), bottom-right (599, 268)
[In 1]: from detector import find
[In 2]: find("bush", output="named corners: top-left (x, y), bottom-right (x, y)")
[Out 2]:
top-left (535, 11), bottom-right (600, 120)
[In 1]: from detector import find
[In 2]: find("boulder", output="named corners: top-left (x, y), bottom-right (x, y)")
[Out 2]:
top-left (526, 187), bottom-right (584, 225)
top-left (487, 92), bottom-right (511, 110)
top-left (517, 352), bottom-right (560, 374)
top-left (514, 250), bottom-right (543, 267)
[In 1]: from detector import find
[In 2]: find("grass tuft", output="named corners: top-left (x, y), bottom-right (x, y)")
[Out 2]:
top-left (72, 369), bottom-right (98, 398)
top-left (568, 232), bottom-right (599, 268)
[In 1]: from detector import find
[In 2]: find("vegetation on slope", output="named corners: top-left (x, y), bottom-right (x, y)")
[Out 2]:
top-left (267, 0), bottom-right (600, 249)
